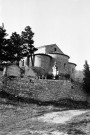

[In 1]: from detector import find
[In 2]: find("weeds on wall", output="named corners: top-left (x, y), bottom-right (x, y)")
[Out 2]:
top-left (46, 73), bottom-right (70, 80)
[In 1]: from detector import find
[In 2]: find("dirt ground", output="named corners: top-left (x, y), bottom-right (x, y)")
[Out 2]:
top-left (0, 102), bottom-right (90, 135)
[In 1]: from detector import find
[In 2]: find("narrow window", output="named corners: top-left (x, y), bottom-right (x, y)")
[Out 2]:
top-left (54, 48), bottom-right (56, 51)
top-left (22, 60), bottom-right (24, 66)
top-left (72, 68), bottom-right (74, 73)
top-left (64, 63), bottom-right (66, 68)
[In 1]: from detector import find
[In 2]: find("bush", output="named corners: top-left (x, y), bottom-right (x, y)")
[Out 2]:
top-left (46, 73), bottom-right (53, 79)
top-left (65, 74), bottom-right (70, 80)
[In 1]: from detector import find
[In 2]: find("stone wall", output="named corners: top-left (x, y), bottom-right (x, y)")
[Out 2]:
top-left (68, 62), bottom-right (76, 80)
top-left (35, 44), bottom-right (64, 54)
top-left (6, 65), bottom-right (21, 77)
top-left (3, 77), bottom-right (86, 102)
top-left (45, 44), bottom-right (64, 54)
top-left (49, 53), bottom-right (69, 74)
top-left (34, 54), bottom-right (52, 73)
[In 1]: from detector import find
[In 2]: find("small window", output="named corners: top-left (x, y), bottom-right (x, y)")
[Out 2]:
top-left (72, 68), bottom-right (74, 73)
top-left (64, 63), bottom-right (66, 68)
top-left (54, 48), bottom-right (57, 51)
top-left (22, 60), bottom-right (24, 66)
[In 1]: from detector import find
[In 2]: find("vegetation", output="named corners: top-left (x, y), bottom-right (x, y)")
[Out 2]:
top-left (45, 73), bottom-right (71, 80)
top-left (74, 70), bottom-right (84, 82)
top-left (83, 60), bottom-right (90, 95)
top-left (7, 32), bottom-right (23, 64)
top-left (64, 74), bottom-right (70, 80)
top-left (21, 26), bottom-right (38, 66)
top-left (0, 24), bottom-right (8, 62)
top-left (0, 24), bottom-right (37, 65)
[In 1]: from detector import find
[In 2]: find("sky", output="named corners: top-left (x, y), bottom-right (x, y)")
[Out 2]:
top-left (0, 0), bottom-right (90, 70)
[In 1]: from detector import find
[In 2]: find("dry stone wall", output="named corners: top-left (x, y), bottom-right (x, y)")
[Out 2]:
top-left (2, 77), bottom-right (87, 102)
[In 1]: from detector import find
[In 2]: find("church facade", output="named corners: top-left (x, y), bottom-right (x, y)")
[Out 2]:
top-left (19, 44), bottom-right (76, 79)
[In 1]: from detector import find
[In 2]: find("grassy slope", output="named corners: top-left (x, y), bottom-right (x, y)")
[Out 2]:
top-left (0, 76), bottom-right (90, 134)
top-left (0, 103), bottom-right (90, 135)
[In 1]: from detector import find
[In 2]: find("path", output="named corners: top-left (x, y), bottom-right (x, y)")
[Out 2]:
top-left (37, 110), bottom-right (88, 124)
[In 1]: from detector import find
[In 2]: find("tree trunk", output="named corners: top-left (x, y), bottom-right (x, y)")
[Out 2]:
top-left (27, 56), bottom-right (29, 66)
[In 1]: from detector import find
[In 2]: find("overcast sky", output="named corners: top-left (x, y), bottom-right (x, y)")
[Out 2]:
top-left (1, 0), bottom-right (90, 70)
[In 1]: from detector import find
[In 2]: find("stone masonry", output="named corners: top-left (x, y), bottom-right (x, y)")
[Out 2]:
top-left (2, 77), bottom-right (86, 102)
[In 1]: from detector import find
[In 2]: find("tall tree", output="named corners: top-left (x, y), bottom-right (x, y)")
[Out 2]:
top-left (0, 24), bottom-right (8, 62)
top-left (83, 60), bottom-right (90, 95)
top-left (8, 32), bottom-right (23, 64)
top-left (21, 26), bottom-right (38, 66)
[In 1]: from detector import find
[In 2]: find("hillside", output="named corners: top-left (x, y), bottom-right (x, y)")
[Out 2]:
top-left (0, 103), bottom-right (90, 135)
top-left (0, 71), bottom-right (90, 134)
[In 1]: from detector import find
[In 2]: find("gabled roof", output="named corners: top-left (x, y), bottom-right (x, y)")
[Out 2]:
top-left (37, 44), bottom-right (57, 49)
top-left (69, 62), bottom-right (77, 66)
top-left (37, 44), bottom-right (64, 54)
top-left (49, 53), bottom-right (70, 59)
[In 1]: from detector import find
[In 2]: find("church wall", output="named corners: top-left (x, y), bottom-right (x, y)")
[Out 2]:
top-left (34, 54), bottom-right (52, 73)
top-left (35, 44), bottom-right (64, 55)
top-left (69, 63), bottom-right (76, 80)
top-left (45, 44), bottom-right (64, 54)
top-left (49, 53), bottom-right (69, 74)
top-left (19, 44), bottom-right (76, 79)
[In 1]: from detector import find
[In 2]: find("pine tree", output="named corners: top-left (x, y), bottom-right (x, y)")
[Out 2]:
top-left (0, 24), bottom-right (8, 62)
top-left (0, 24), bottom-right (37, 65)
top-left (21, 26), bottom-right (38, 66)
top-left (8, 32), bottom-right (23, 64)
top-left (83, 60), bottom-right (90, 94)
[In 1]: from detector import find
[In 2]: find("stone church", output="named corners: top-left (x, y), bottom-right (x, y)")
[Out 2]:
top-left (19, 44), bottom-right (76, 79)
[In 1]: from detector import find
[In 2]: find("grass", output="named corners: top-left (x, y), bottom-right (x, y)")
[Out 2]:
top-left (0, 89), bottom-right (89, 110)
top-left (0, 102), bottom-right (90, 135)
top-left (0, 90), bottom-right (90, 135)
top-left (0, 78), bottom-right (90, 134)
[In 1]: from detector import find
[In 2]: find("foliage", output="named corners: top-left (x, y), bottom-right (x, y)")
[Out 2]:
top-left (0, 24), bottom-right (8, 62)
top-left (46, 73), bottom-right (53, 79)
top-left (83, 60), bottom-right (90, 94)
top-left (46, 73), bottom-right (70, 80)
top-left (21, 26), bottom-right (38, 66)
top-left (65, 74), bottom-right (70, 80)
top-left (0, 24), bottom-right (38, 65)
top-left (8, 32), bottom-right (23, 63)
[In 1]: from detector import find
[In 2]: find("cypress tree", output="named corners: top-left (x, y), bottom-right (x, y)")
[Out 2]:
top-left (83, 60), bottom-right (90, 94)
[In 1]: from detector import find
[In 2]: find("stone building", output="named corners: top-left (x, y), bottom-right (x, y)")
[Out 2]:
top-left (19, 44), bottom-right (76, 79)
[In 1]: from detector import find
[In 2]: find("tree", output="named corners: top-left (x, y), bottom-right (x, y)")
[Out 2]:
top-left (83, 60), bottom-right (90, 95)
top-left (0, 24), bottom-right (8, 62)
top-left (21, 26), bottom-right (38, 66)
top-left (8, 32), bottom-right (23, 64)
top-left (0, 24), bottom-right (37, 65)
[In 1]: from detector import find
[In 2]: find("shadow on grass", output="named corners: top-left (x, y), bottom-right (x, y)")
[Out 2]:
top-left (67, 128), bottom-right (86, 135)
top-left (0, 90), bottom-right (89, 109)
